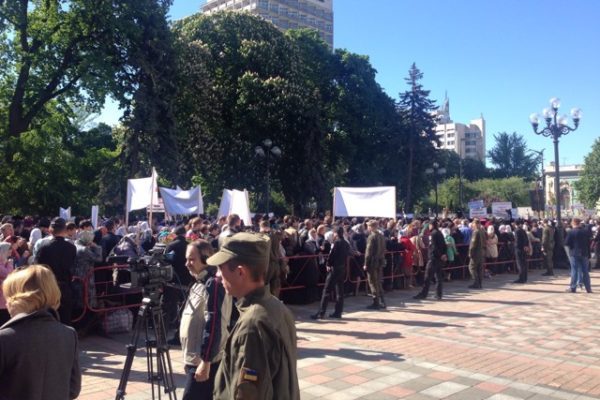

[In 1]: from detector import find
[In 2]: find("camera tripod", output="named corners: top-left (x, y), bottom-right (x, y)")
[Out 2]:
top-left (115, 289), bottom-right (177, 400)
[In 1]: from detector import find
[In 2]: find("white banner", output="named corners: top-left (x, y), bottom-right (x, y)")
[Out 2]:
top-left (468, 200), bottom-right (484, 209)
top-left (491, 201), bottom-right (513, 219)
top-left (333, 186), bottom-right (396, 219)
top-left (59, 207), bottom-right (71, 220)
top-left (218, 189), bottom-right (252, 226)
top-left (469, 208), bottom-right (487, 218)
top-left (159, 186), bottom-right (204, 215)
top-left (91, 205), bottom-right (99, 229)
top-left (126, 169), bottom-right (158, 212)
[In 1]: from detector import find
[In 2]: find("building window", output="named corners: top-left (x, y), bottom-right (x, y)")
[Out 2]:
top-left (466, 140), bottom-right (477, 145)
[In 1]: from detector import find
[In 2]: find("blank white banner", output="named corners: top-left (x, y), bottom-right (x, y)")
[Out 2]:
top-left (218, 189), bottom-right (252, 226)
top-left (333, 186), bottom-right (396, 219)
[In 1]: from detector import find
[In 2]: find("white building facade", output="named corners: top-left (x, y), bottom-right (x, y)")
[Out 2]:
top-left (543, 162), bottom-right (584, 213)
top-left (201, 0), bottom-right (334, 47)
top-left (433, 96), bottom-right (486, 162)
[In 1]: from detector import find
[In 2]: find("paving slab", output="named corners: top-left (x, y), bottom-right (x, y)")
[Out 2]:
top-left (78, 269), bottom-right (600, 399)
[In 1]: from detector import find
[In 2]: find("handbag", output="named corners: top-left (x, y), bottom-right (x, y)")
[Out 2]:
top-left (102, 309), bottom-right (133, 334)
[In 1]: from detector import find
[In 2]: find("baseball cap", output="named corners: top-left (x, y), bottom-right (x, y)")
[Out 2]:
top-left (207, 232), bottom-right (269, 267)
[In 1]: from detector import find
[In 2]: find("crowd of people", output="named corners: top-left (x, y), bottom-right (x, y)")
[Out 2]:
top-left (0, 211), bottom-right (598, 398)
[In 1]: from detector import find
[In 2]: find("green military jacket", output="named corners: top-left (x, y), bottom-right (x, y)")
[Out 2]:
top-left (469, 228), bottom-right (486, 263)
top-left (214, 286), bottom-right (300, 400)
top-left (542, 225), bottom-right (555, 253)
top-left (365, 230), bottom-right (386, 268)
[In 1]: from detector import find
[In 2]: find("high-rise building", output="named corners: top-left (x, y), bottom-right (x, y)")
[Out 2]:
top-left (433, 95), bottom-right (486, 162)
top-left (201, 0), bottom-right (334, 47)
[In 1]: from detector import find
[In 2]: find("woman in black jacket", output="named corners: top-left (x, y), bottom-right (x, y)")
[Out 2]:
top-left (0, 265), bottom-right (81, 400)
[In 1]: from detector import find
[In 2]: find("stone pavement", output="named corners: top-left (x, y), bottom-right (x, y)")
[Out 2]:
top-left (79, 269), bottom-right (600, 399)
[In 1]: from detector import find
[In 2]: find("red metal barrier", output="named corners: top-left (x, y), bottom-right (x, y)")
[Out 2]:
top-left (71, 240), bottom-right (548, 322)
top-left (71, 264), bottom-right (143, 324)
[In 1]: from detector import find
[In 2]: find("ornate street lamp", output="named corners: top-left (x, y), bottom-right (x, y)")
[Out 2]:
top-left (529, 98), bottom-right (581, 226)
top-left (255, 139), bottom-right (281, 215)
top-left (425, 162), bottom-right (446, 218)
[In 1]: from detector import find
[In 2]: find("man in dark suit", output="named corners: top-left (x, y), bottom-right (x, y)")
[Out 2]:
top-left (36, 217), bottom-right (77, 325)
top-left (100, 219), bottom-right (121, 261)
top-left (513, 220), bottom-right (531, 284)
top-left (413, 220), bottom-right (447, 300)
top-left (311, 227), bottom-right (351, 319)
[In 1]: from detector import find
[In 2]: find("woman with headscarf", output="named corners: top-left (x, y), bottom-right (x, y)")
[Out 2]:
top-left (0, 243), bottom-right (14, 325)
top-left (304, 228), bottom-right (322, 302)
top-left (74, 230), bottom-right (103, 310)
top-left (441, 227), bottom-right (457, 281)
top-left (485, 225), bottom-right (499, 275)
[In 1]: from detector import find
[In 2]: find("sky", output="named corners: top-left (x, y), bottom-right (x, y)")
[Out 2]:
top-left (98, 0), bottom-right (600, 166)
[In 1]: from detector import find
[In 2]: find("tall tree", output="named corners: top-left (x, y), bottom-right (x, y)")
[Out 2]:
top-left (0, 0), bottom-right (173, 161)
top-left (173, 12), bottom-right (328, 213)
top-left (397, 63), bottom-right (438, 212)
top-left (487, 132), bottom-right (538, 179)
top-left (574, 138), bottom-right (600, 208)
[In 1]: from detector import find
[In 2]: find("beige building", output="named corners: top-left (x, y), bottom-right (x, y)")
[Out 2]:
top-left (543, 162), bottom-right (583, 212)
top-left (433, 96), bottom-right (486, 162)
top-left (201, 0), bottom-right (334, 47)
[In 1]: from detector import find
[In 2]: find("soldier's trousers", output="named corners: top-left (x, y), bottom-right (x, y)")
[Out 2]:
top-left (543, 250), bottom-right (554, 274)
top-left (367, 265), bottom-right (383, 299)
top-left (469, 260), bottom-right (483, 288)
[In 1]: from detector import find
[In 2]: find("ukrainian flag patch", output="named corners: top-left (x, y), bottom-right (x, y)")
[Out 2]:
top-left (241, 367), bottom-right (258, 382)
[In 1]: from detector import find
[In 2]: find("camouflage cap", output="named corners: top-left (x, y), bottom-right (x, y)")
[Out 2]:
top-left (206, 232), bottom-right (269, 267)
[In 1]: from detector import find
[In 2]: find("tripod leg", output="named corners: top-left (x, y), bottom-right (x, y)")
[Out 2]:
top-left (151, 305), bottom-right (178, 400)
top-left (115, 303), bottom-right (149, 400)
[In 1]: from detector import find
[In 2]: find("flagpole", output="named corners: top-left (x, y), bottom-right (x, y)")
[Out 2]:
top-left (149, 168), bottom-right (156, 232)
top-left (125, 180), bottom-right (130, 228)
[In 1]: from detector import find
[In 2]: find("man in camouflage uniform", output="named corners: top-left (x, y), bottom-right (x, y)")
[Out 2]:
top-left (468, 219), bottom-right (486, 289)
top-left (363, 220), bottom-right (387, 309)
top-left (541, 219), bottom-right (555, 276)
top-left (209, 232), bottom-right (300, 400)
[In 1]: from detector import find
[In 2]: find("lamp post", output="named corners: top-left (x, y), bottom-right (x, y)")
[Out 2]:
top-left (425, 162), bottom-right (446, 218)
top-left (529, 98), bottom-right (581, 226)
top-left (255, 139), bottom-right (281, 216)
top-left (527, 148), bottom-right (545, 217)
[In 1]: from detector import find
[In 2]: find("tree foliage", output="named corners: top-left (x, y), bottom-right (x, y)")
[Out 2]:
top-left (0, 8), bottom-right (543, 217)
top-left (430, 176), bottom-right (531, 211)
top-left (0, 0), bottom-right (173, 143)
top-left (487, 132), bottom-right (538, 179)
top-left (397, 63), bottom-right (439, 211)
top-left (574, 138), bottom-right (600, 208)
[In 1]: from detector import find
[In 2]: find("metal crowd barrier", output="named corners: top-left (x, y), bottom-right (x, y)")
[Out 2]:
top-left (71, 242), bottom-right (547, 322)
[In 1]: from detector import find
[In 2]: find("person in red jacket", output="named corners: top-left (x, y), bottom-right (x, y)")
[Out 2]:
top-left (399, 231), bottom-right (416, 287)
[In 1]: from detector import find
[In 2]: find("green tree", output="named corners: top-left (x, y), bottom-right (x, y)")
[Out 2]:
top-left (487, 132), bottom-right (538, 179)
top-left (173, 12), bottom-right (328, 213)
top-left (427, 177), bottom-right (478, 212)
top-left (470, 177), bottom-right (531, 207)
top-left (0, 0), bottom-right (173, 160)
top-left (398, 63), bottom-right (438, 212)
top-left (574, 138), bottom-right (600, 208)
top-left (329, 50), bottom-right (403, 189)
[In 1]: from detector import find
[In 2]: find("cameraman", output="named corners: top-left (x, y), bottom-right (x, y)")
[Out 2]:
top-left (179, 240), bottom-right (232, 399)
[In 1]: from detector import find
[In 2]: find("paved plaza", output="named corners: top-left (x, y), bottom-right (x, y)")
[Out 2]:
top-left (79, 269), bottom-right (600, 400)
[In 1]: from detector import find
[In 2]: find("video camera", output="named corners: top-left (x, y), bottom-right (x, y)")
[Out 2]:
top-left (128, 243), bottom-right (174, 288)
top-left (108, 243), bottom-right (174, 290)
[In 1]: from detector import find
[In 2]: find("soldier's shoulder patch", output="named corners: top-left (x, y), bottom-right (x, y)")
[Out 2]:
top-left (240, 367), bottom-right (258, 382)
